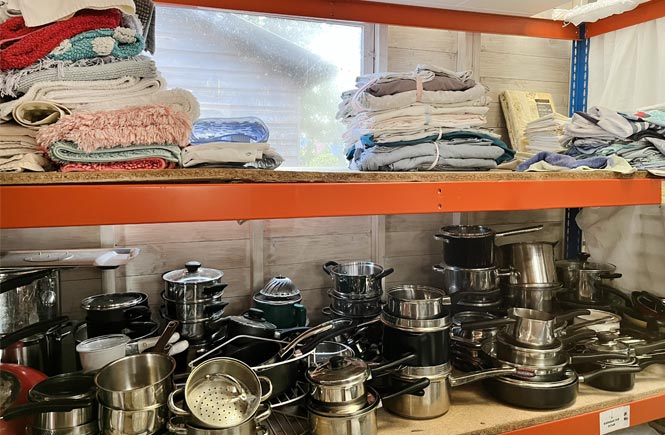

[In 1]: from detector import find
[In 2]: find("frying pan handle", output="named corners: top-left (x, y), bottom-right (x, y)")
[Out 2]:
top-left (370, 353), bottom-right (416, 377)
top-left (322, 261), bottom-right (338, 276)
top-left (578, 365), bottom-right (642, 383)
top-left (0, 269), bottom-right (54, 294)
top-left (375, 267), bottom-right (394, 281)
top-left (1, 399), bottom-right (94, 420)
top-left (494, 225), bottom-right (543, 238)
top-left (167, 388), bottom-right (190, 417)
top-left (0, 316), bottom-right (69, 349)
top-left (599, 273), bottom-right (622, 280)
top-left (638, 357), bottom-right (665, 369)
top-left (633, 338), bottom-right (665, 356)
top-left (381, 377), bottom-right (430, 401)
top-left (278, 318), bottom-right (353, 359)
top-left (559, 329), bottom-right (597, 346)
top-left (449, 367), bottom-right (518, 387)
top-left (258, 376), bottom-right (273, 403)
top-left (554, 309), bottom-right (591, 325)
top-left (568, 352), bottom-right (629, 364)
top-left (458, 318), bottom-right (515, 331)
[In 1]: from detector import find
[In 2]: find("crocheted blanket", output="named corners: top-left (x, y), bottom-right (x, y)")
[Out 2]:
top-left (61, 158), bottom-right (175, 172)
top-left (48, 27), bottom-right (145, 62)
top-left (0, 9), bottom-right (122, 70)
top-left (38, 105), bottom-right (192, 151)
top-left (47, 140), bottom-right (182, 164)
top-left (0, 56), bottom-right (158, 97)
top-left (0, 75), bottom-right (166, 121)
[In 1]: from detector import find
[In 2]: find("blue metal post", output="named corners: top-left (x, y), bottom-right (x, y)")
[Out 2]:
top-left (565, 24), bottom-right (589, 259)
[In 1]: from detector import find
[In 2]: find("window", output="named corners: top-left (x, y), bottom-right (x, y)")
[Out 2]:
top-left (154, 5), bottom-right (371, 168)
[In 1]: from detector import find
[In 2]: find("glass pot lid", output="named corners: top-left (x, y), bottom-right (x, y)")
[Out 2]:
top-left (80, 292), bottom-right (146, 311)
top-left (229, 308), bottom-right (277, 331)
top-left (162, 261), bottom-right (224, 284)
top-left (306, 356), bottom-right (370, 387)
top-left (258, 275), bottom-right (301, 300)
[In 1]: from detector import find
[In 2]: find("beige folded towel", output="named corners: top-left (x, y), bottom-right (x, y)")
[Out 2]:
top-left (12, 101), bottom-right (72, 128)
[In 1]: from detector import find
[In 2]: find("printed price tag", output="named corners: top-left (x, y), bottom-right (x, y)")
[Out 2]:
top-left (599, 405), bottom-right (630, 435)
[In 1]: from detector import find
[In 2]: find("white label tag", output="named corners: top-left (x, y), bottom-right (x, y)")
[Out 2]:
top-left (599, 405), bottom-right (631, 435)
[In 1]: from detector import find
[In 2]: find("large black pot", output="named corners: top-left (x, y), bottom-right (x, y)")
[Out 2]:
top-left (434, 225), bottom-right (542, 269)
top-left (81, 292), bottom-right (151, 337)
top-left (382, 325), bottom-right (450, 367)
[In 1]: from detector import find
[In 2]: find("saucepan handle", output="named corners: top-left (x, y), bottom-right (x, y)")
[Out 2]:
top-left (370, 353), bottom-right (416, 377)
top-left (258, 376), bottom-right (273, 402)
top-left (381, 377), bottom-right (431, 401)
top-left (578, 365), bottom-right (642, 383)
top-left (494, 225), bottom-right (543, 238)
top-left (322, 261), bottom-right (338, 276)
top-left (458, 317), bottom-right (515, 331)
top-left (375, 267), bottom-right (394, 281)
top-left (167, 388), bottom-right (190, 417)
top-left (449, 367), bottom-right (518, 387)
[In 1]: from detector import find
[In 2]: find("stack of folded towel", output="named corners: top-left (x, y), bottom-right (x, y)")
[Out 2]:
top-left (182, 117), bottom-right (284, 170)
top-left (524, 113), bottom-right (570, 153)
top-left (338, 64), bottom-right (514, 171)
top-left (36, 105), bottom-right (189, 172)
top-left (0, 122), bottom-right (50, 172)
top-left (0, 0), bottom-right (199, 172)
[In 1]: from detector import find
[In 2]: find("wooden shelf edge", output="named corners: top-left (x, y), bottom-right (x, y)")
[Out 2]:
top-left (1, 177), bottom-right (661, 228)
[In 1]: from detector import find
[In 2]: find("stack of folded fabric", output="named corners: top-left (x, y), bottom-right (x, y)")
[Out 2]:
top-left (0, 0), bottom-right (198, 172)
top-left (524, 113), bottom-right (571, 153)
top-left (338, 64), bottom-right (514, 171)
top-left (182, 117), bottom-right (284, 170)
top-left (36, 105), bottom-right (189, 172)
top-left (0, 122), bottom-right (50, 172)
top-left (562, 106), bottom-right (665, 173)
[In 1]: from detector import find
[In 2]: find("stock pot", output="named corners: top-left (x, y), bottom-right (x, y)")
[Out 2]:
top-left (322, 261), bottom-right (393, 297)
top-left (162, 261), bottom-right (227, 302)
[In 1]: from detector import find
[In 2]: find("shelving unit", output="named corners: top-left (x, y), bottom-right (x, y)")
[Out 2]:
top-left (1, 1), bottom-right (664, 434)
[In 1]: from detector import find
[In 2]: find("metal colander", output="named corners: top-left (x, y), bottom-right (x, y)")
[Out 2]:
top-left (187, 373), bottom-right (258, 427)
top-left (259, 276), bottom-right (300, 300)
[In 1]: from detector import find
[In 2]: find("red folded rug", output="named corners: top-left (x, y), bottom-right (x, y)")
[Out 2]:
top-left (60, 158), bottom-right (175, 172)
top-left (0, 9), bottom-right (122, 70)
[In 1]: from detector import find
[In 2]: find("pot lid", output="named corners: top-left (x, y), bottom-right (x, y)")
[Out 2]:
top-left (80, 292), bottom-right (146, 311)
top-left (29, 374), bottom-right (96, 401)
top-left (439, 225), bottom-right (493, 238)
top-left (306, 356), bottom-right (370, 387)
top-left (258, 276), bottom-right (301, 300)
top-left (229, 308), bottom-right (277, 331)
top-left (586, 331), bottom-right (629, 353)
top-left (162, 261), bottom-right (224, 284)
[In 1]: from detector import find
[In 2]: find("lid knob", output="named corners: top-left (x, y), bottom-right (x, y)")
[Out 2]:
top-left (596, 331), bottom-right (615, 344)
top-left (246, 308), bottom-right (265, 320)
top-left (329, 356), bottom-right (345, 369)
top-left (185, 261), bottom-right (202, 273)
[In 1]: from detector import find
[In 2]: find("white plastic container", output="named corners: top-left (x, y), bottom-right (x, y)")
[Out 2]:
top-left (76, 334), bottom-right (130, 373)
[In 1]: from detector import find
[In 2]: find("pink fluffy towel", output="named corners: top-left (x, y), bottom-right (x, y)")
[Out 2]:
top-left (37, 105), bottom-right (192, 152)
top-left (60, 158), bottom-right (175, 172)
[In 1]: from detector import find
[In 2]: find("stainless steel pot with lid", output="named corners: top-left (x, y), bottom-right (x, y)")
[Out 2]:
top-left (80, 292), bottom-right (147, 311)
top-left (163, 262), bottom-right (227, 302)
top-left (306, 356), bottom-right (371, 406)
top-left (577, 262), bottom-right (621, 302)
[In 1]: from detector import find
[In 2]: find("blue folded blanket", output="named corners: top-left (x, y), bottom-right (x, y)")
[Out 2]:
top-left (191, 117), bottom-right (270, 144)
top-left (516, 151), bottom-right (609, 171)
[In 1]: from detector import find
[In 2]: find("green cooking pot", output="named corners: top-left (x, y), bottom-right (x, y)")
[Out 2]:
top-left (252, 293), bottom-right (307, 329)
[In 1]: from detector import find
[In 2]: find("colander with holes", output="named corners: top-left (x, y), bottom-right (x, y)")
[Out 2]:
top-left (167, 357), bottom-right (273, 429)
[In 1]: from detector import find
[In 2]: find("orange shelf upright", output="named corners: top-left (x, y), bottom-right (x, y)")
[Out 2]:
top-left (0, 178), bottom-right (661, 228)
top-left (505, 393), bottom-right (665, 435)
top-left (155, 0), bottom-right (579, 40)
top-left (586, 0), bottom-right (665, 37)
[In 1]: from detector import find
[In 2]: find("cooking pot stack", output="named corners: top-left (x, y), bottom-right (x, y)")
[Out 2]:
top-left (432, 225), bottom-right (517, 314)
top-left (81, 292), bottom-right (157, 339)
top-left (95, 353), bottom-right (176, 434)
top-left (160, 261), bottom-right (228, 343)
top-left (555, 254), bottom-right (624, 310)
top-left (322, 261), bottom-right (393, 320)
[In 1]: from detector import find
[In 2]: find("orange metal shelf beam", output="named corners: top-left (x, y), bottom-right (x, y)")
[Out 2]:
top-left (156, 0), bottom-right (579, 40)
top-left (505, 393), bottom-right (665, 435)
top-left (1, 179), bottom-right (661, 228)
top-left (586, 0), bottom-right (665, 37)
